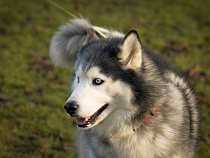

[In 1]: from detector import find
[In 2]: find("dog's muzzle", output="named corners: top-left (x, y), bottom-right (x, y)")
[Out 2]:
top-left (64, 101), bottom-right (109, 128)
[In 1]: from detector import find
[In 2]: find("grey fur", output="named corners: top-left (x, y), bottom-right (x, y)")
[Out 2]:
top-left (49, 18), bottom-right (124, 67)
top-left (50, 18), bottom-right (199, 158)
top-left (50, 18), bottom-right (91, 67)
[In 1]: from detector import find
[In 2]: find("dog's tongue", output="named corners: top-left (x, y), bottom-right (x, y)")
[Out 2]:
top-left (76, 117), bottom-right (89, 125)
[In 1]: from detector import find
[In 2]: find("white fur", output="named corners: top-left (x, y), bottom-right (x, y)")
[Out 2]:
top-left (50, 19), bottom-right (198, 158)
top-left (67, 66), bottom-right (134, 129)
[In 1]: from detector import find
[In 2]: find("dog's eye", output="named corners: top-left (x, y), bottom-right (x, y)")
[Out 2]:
top-left (93, 78), bottom-right (104, 85)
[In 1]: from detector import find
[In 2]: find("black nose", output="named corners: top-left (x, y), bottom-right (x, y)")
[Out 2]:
top-left (64, 101), bottom-right (79, 117)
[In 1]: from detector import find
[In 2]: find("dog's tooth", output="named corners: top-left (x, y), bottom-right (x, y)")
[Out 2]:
top-left (85, 117), bottom-right (89, 121)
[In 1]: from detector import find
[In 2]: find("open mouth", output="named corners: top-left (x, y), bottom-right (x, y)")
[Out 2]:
top-left (76, 104), bottom-right (108, 128)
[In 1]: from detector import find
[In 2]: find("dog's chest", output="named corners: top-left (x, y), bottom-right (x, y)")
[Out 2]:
top-left (86, 130), bottom-right (157, 158)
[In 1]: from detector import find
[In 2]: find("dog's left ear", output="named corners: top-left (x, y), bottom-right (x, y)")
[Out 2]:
top-left (118, 29), bottom-right (142, 69)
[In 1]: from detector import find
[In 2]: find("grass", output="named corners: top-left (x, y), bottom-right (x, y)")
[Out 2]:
top-left (0, 0), bottom-right (209, 157)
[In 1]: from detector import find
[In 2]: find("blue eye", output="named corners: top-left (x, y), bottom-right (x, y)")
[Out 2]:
top-left (93, 78), bottom-right (104, 85)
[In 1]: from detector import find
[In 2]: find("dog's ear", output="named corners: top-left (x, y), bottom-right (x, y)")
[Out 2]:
top-left (86, 28), bottom-right (99, 43)
top-left (118, 29), bottom-right (142, 69)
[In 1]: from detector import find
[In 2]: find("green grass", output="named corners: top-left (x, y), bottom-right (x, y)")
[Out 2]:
top-left (0, 0), bottom-right (209, 157)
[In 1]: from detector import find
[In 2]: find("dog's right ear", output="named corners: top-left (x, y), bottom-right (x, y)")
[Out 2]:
top-left (86, 28), bottom-right (99, 43)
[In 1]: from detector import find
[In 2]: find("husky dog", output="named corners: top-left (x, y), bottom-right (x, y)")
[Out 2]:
top-left (50, 18), bottom-right (199, 158)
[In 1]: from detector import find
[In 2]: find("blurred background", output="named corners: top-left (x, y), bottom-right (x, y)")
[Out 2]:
top-left (0, 0), bottom-right (209, 157)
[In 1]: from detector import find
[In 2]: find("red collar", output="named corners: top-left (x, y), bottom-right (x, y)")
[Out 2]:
top-left (133, 102), bottom-right (158, 131)
top-left (142, 102), bottom-right (158, 124)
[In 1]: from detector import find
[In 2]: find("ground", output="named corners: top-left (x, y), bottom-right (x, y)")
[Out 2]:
top-left (0, 0), bottom-right (209, 157)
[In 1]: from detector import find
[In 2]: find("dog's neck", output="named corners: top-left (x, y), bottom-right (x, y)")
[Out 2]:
top-left (133, 102), bottom-right (158, 131)
top-left (92, 102), bottom-right (159, 137)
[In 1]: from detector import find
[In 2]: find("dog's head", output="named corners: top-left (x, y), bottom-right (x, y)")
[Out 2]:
top-left (64, 29), bottom-right (147, 129)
